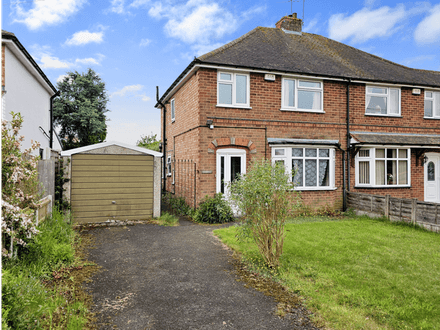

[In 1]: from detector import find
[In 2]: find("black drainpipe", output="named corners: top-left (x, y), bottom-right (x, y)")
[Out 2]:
top-left (49, 90), bottom-right (60, 149)
top-left (157, 86), bottom-right (167, 195)
top-left (346, 79), bottom-right (351, 193)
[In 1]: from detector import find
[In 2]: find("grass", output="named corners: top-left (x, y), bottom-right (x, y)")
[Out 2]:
top-left (150, 212), bottom-right (180, 226)
top-left (2, 208), bottom-right (96, 329)
top-left (214, 215), bottom-right (440, 330)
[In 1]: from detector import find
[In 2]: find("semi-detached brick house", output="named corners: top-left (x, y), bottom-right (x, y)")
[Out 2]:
top-left (155, 14), bottom-right (440, 211)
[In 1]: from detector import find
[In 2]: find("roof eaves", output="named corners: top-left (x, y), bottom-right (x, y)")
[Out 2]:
top-left (2, 31), bottom-right (57, 94)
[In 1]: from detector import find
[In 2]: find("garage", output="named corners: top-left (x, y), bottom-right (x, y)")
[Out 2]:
top-left (61, 142), bottom-right (162, 224)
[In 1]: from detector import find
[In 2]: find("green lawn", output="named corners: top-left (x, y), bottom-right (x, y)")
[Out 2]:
top-left (214, 216), bottom-right (440, 330)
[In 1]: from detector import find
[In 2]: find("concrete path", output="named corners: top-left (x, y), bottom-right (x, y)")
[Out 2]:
top-left (84, 220), bottom-right (320, 329)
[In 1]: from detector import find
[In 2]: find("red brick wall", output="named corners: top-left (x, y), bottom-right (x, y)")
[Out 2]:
top-left (2, 44), bottom-right (5, 88)
top-left (162, 67), bottom-right (440, 210)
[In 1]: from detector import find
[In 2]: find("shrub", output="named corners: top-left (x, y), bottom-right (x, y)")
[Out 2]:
top-left (194, 194), bottom-right (234, 224)
top-left (2, 112), bottom-right (41, 259)
top-left (229, 159), bottom-right (297, 268)
top-left (162, 192), bottom-right (193, 216)
top-left (156, 212), bottom-right (179, 226)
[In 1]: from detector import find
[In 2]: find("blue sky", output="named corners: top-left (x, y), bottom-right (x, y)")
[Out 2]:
top-left (1, 0), bottom-right (439, 145)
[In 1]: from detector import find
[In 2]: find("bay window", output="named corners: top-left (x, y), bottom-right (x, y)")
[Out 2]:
top-left (217, 72), bottom-right (250, 107)
top-left (366, 86), bottom-right (400, 116)
top-left (424, 91), bottom-right (440, 119)
top-left (356, 147), bottom-right (410, 187)
top-left (281, 78), bottom-right (323, 112)
top-left (272, 146), bottom-right (335, 189)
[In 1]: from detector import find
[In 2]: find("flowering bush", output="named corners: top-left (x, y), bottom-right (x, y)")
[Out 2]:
top-left (2, 112), bottom-right (41, 258)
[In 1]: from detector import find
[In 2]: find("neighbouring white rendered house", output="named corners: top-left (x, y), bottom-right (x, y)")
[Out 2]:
top-left (2, 30), bottom-right (62, 157)
top-left (2, 30), bottom-right (62, 212)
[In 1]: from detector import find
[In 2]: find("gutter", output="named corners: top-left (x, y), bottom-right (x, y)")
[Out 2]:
top-left (49, 91), bottom-right (60, 149)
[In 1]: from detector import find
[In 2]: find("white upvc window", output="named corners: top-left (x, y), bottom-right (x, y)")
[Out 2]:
top-left (171, 98), bottom-right (175, 122)
top-left (217, 71), bottom-right (250, 108)
top-left (365, 86), bottom-right (401, 116)
top-left (424, 91), bottom-right (440, 119)
top-left (272, 146), bottom-right (335, 190)
top-left (281, 78), bottom-right (323, 112)
top-left (167, 156), bottom-right (172, 176)
top-left (355, 147), bottom-right (410, 187)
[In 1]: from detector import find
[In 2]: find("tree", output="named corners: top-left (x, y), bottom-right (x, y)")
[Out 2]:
top-left (54, 68), bottom-right (109, 150)
top-left (229, 159), bottom-right (298, 268)
top-left (137, 133), bottom-right (160, 152)
top-left (2, 112), bottom-right (41, 258)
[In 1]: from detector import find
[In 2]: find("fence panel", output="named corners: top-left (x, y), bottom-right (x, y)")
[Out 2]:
top-left (347, 191), bottom-right (439, 233)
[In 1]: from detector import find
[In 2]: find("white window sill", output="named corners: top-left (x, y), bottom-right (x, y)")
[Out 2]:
top-left (354, 185), bottom-right (411, 189)
top-left (280, 108), bottom-right (324, 113)
top-left (364, 113), bottom-right (402, 117)
top-left (293, 186), bottom-right (337, 191)
top-left (424, 117), bottom-right (440, 120)
top-left (216, 104), bottom-right (252, 109)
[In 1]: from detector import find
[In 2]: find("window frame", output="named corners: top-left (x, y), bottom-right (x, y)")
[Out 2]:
top-left (170, 98), bottom-right (175, 122)
top-left (355, 147), bottom-right (411, 187)
top-left (217, 71), bottom-right (251, 108)
top-left (365, 85), bottom-right (401, 116)
top-left (271, 145), bottom-right (336, 190)
top-left (424, 90), bottom-right (440, 119)
top-left (166, 156), bottom-right (172, 177)
top-left (281, 78), bottom-right (324, 113)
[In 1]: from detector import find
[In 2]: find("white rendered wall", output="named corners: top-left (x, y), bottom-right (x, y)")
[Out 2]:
top-left (3, 46), bottom-right (54, 158)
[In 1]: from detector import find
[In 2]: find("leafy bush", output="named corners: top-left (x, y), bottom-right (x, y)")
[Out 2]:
top-left (162, 192), bottom-right (193, 216)
top-left (194, 194), bottom-right (234, 224)
top-left (229, 159), bottom-right (297, 268)
top-left (2, 112), bottom-right (41, 259)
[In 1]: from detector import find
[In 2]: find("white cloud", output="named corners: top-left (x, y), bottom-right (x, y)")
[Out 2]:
top-left (110, 0), bottom-right (126, 14)
top-left (56, 74), bottom-right (69, 83)
top-left (111, 84), bottom-right (144, 98)
top-left (414, 4), bottom-right (440, 44)
top-left (140, 38), bottom-right (152, 47)
top-left (40, 55), bottom-right (72, 69)
top-left (401, 55), bottom-right (435, 66)
top-left (65, 30), bottom-right (104, 46)
top-left (130, 0), bottom-right (150, 8)
top-left (328, 5), bottom-right (407, 43)
top-left (12, 0), bottom-right (86, 30)
top-left (139, 94), bottom-right (151, 101)
top-left (149, 0), bottom-right (238, 45)
top-left (75, 58), bottom-right (100, 65)
top-left (364, 0), bottom-right (376, 7)
top-left (303, 15), bottom-right (320, 33)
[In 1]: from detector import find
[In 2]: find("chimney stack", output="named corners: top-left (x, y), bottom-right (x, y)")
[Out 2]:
top-left (276, 13), bottom-right (302, 33)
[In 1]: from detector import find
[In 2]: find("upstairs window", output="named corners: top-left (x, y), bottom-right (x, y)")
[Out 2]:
top-left (282, 78), bottom-right (323, 112)
top-left (217, 72), bottom-right (250, 107)
top-left (167, 156), bottom-right (172, 176)
top-left (171, 99), bottom-right (175, 122)
top-left (424, 91), bottom-right (440, 119)
top-left (366, 86), bottom-right (400, 116)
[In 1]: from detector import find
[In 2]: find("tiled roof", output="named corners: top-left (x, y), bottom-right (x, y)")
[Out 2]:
top-left (351, 132), bottom-right (440, 146)
top-left (198, 27), bottom-right (440, 87)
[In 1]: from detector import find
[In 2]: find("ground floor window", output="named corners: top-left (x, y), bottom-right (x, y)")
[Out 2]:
top-left (271, 146), bottom-right (336, 190)
top-left (355, 147), bottom-right (410, 187)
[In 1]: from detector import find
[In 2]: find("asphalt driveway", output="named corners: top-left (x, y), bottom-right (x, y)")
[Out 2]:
top-left (84, 219), bottom-right (320, 329)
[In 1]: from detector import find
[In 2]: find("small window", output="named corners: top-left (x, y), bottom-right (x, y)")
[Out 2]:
top-left (427, 162), bottom-right (435, 181)
top-left (217, 72), bottom-right (250, 107)
top-left (167, 156), bottom-right (172, 176)
top-left (425, 91), bottom-right (440, 119)
top-left (366, 86), bottom-right (400, 116)
top-left (171, 99), bottom-right (175, 122)
top-left (39, 148), bottom-right (44, 159)
top-left (282, 78), bottom-right (323, 112)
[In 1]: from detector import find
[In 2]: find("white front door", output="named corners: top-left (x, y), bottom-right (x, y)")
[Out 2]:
top-left (425, 153), bottom-right (440, 203)
top-left (216, 148), bottom-right (246, 196)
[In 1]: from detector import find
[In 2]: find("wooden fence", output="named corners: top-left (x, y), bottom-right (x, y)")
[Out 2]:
top-left (173, 159), bottom-right (197, 209)
top-left (347, 191), bottom-right (440, 233)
